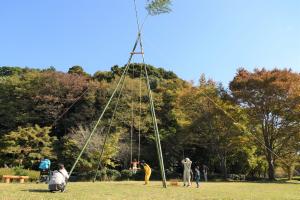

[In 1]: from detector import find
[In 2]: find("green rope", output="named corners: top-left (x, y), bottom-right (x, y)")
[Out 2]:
top-left (130, 63), bottom-right (135, 166)
top-left (93, 63), bottom-right (130, 182)
top-left (68, 34), bottom-right (141, 180)
top-left (138, 63), bottom-right (143, 163)
top-left (138, 35), bottom-right (167, 188)
top-left (52, 87), bottom-right (89, 127)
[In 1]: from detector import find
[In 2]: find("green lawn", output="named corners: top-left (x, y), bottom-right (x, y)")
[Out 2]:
top-left (0, 181), bottom-right (300, 200)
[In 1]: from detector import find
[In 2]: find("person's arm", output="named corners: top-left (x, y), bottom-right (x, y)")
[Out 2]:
top-left (62, 169), bottom-right (69, 179)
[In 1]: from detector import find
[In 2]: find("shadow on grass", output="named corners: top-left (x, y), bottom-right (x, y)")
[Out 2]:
top-left (22, 189), bottom-right (50, 193)
top-left (227, 180), bottom-right (300, 185)
top-left (206, 178), bottom-right (300, 185)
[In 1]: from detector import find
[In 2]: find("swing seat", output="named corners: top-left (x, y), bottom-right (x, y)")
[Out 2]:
top-left (169, 179), bottom-right (179, 186)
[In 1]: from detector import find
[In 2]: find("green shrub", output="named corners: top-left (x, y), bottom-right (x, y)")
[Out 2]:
top-left (106, 169), bottom-right (121, 181)
top-left (121, 169), bottom-right (133, 180)
top-left (13, 166), bottom-right (29, 176)
top-left (0, 168), bottom-right (39, 182)
top-left (132, 170), bottom-right (144, 180)
top-left (165, 168), bottom-right (181, 179)
top-left (98, 169), bottom-right (107, 181)
top-left (75, 171), bottom-right (97, 182)
top-left (73, 169), bottom-right (121, 182)
top-left (0, 168), bottom-right (14, 178)
top-left (26, 170), bottom-right (40, 181)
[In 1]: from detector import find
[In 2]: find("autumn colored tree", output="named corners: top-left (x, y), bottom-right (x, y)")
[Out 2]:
top-left (230, 68), bottom-right (300, 180)
top-left (1, 64), bottom-right (299, 181)
top-left (175, 76), bottom-right (250, 178)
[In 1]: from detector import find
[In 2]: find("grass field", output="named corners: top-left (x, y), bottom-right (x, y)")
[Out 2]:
top-left (0, 181), bottom-right (300, 200)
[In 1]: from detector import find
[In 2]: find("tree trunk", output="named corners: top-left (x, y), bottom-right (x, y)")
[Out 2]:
top-left (266, 150), bottom-right (275, 180)
top-left (262, 118), bottom-right (276, 181)
top-left (221, 155), bottom-right (227, 179)
top-left (287, 165), bottom-right (295, 180)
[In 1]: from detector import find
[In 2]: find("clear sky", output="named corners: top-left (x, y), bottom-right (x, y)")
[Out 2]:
top-left (1, 0), bottom-right (300, 86)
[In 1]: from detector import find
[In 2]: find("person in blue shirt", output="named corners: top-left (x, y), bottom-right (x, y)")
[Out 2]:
top-left (39, 158), bottom-right (51, 170)
top-left (37, 157), bottom-right (51, 183)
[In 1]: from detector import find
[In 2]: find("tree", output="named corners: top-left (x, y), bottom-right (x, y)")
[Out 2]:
top-left (93, 71), bottom-right (114, 82)
top-left (230, 68), bottom-right (300, 180)
top-left (0, 69), bottom-right (41, 135)
top-left (68, 65), bottom-right (89, 76)
top-left (146, 0), bottom-right (172, 15)
top-left (58, 124), bottom-right (122, 172)
top-left (0, 125), bottom-right (57, 168)
top-left (175, 77), bottom-right (249, 178)
top-left (30, 71), bottom-right (99, 137)
top-left (0, 67), bottom-right (107, 138)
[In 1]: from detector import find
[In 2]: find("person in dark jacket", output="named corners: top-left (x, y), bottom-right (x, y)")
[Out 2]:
top-left (195, 166), bottom-right (201, 188)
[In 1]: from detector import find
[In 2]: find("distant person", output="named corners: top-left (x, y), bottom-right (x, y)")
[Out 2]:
top-left (38, 157), bottom-right (51, 183)
top-left (181, 158), bottom-right (192, 187)
top-left (131, 158), bottom-right (139, 174)
top-left (202, 164), bottom-right (209, 182)
top-left (140, 160), bottom-right (151, 185)
top-left (48, 164), bottom-right (69, 192)
top-left (190, 169), bottom-right (194, 186)
top-left (39, 157), bottom-right (51, 171)
top-left (195, 166), bottom-right (201, 188)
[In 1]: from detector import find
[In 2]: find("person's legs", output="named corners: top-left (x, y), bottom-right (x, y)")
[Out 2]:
top-left (49, 184), bottom-right (59, 191)
top-left (145, 172), bottom-right (151, 185)
top-left (204, 173), bottom-right (207, 182)
top-left (187, 172), bottom-right (191, 186)
top-left (144, 174), bottom-right (147, 184)
top-left (133, 167), bottom-right (137, 174)
top-left (183, 172), bottom-right (187, 186)
top-left (60, 183), bottom-right (66, 192)
top-left (195, 177), bottom-right (200, 188)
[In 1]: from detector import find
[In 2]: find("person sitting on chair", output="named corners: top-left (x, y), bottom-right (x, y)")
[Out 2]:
top-left (140, 160), bottom-right (151, 185)
top-left (48, 164), bottom-right (69, 192)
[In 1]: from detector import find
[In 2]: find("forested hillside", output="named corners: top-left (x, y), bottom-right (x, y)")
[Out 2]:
top-left (0, 65), bottom-right (299, 180)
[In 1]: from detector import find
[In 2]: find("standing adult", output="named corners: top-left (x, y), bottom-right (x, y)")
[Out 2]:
top-left (202, 164), bottom-right (209, 182)
top-left (181, 158), bottom-right (192, 187)
top-left (140, 160), bottom-right (151, 185)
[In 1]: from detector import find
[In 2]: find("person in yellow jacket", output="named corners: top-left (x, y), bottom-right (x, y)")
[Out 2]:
top-left (140, 160), bottom-right (151, 185)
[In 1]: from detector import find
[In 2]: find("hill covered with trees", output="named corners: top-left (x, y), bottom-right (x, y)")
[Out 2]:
top-left (0, 65), bottom-right (299, 181)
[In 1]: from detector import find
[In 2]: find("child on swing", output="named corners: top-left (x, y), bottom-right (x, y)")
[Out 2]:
top-left (130, 158), bottom-right (139, 174)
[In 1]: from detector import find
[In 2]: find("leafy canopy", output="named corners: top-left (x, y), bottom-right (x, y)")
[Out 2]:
top-left (146, 0), bottom-right (172, 15)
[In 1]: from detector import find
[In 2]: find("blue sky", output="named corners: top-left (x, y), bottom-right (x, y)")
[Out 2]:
top-left (1, 0), bottom-right (300, 86)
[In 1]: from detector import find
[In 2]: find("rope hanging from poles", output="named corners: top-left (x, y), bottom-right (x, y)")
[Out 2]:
top-left (139, 37), bottom-right (167, 188)
top-left (138, 64), bottom-right (143, 163)
top-left (67, 0), bottom-right (169, 188)
top-left (130, 63), bottom-right (135, 165)
top-left (67, 33), bottom-right (142, 180)
top-left (92, 64), bottom-right (131, 182)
